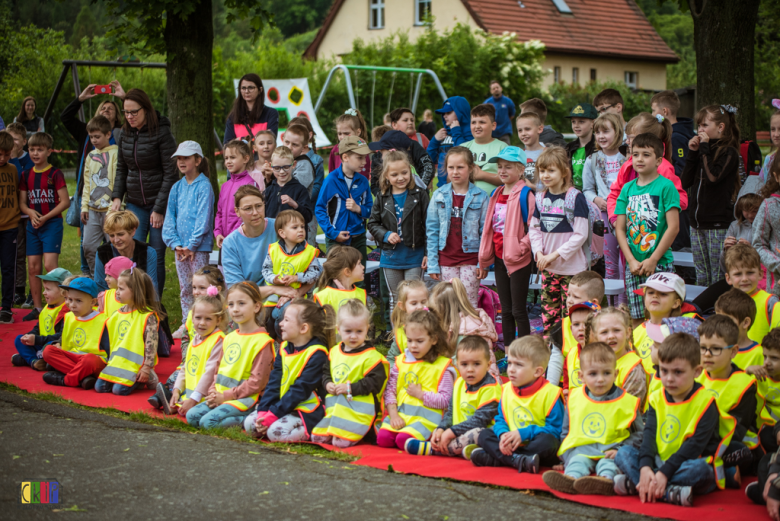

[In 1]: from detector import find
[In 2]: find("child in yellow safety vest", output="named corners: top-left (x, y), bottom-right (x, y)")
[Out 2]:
top-left (756, 329), bottom-right (780, 453)
top-left (558, 270), bottom-right (605, 386)
top-left (716, 288), bottom-right (767, 378)
top-left (184, 281), bottom-right (275, 430)
top-left (563, 301), bottom-right (600, 400)
top-left (385, 280), bottom-right (429, 367)
top-left (12, 267), bottom-right (71, 370)
top-left (543, 342), bottom-right (643, 496)
top-left (613, 332), bottom-right (736, 506)
top-left (41, 277), bottom-right (109, 389)
top-left (469, 336), bottom-right (563, 473)
top-left (96, 268), bottom-right (162, 395)
top-left (644, 316), bottom-right (702, 412)
top-left (252, 298), bottom-right (333, 442)
top-left (406, 336), bottom-right (501, 457)
top-left (313, 245), bottom-right (365, 320)
top-left (98, 256), bottom-right (133, 317)
top-left (312, 299), bottom-right (388, 447)
top-left (696, 315), bottom-right (768, 488)
top-left (378, 309), bottom-right (456, 451)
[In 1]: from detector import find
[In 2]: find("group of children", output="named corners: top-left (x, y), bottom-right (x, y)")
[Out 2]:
top-left (4, 86), bottom-right (780, 511)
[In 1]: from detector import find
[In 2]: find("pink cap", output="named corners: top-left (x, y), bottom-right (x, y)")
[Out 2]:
top-left (646, 322), bottom-right (671, 343)
top-left (105, 256), bottom-right (134, 279)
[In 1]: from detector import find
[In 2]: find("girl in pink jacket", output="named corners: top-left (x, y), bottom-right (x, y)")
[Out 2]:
top-left (477, 147), bottom-right (535, 343)
top-left (214, 140), bottom-right (259, 248)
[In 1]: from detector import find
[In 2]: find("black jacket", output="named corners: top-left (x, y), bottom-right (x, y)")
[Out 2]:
top-left (112, 114), bottom-right (178, 214)
top-left (671, 118), bottom-right (695, 178)
top-left (565, 134), bottom-right (596, 159)
top-left (681, 139), bottom-right (741, 229)
top-left (264, 177), bottom-right (313, 223)
top-left (367, 185), bottom-right (429, 251)
top-left (96, 239), bottom-right (150, 271)
top-left (369, 133), bottom-right (435, 196)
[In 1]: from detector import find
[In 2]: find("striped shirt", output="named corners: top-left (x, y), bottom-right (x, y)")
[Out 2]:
top-left (19, 166), bottom-right (66, 218)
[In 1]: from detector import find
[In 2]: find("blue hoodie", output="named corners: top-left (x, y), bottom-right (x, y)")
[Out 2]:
top-left (315, 165), bottom-right (373, 242)
top-left (427, 96), bottom-right (473, 180)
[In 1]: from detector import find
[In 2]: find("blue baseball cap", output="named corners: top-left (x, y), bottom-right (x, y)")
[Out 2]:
top-left (487, 146), bottom-right (527, 164)
top-left (59, 277), bottom-right (100, 298)
top-left (435, 99), bottom-right (454, 114)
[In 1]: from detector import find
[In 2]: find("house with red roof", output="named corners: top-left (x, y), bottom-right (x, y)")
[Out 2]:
top-left (304, 0), bottom-right (678, 91)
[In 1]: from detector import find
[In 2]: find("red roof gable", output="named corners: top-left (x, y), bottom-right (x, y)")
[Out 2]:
top-left (464, 0), bottom-right (678, 62)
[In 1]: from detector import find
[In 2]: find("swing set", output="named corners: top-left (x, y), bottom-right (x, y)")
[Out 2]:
top-left (313, 65), bottom-right (448, 129)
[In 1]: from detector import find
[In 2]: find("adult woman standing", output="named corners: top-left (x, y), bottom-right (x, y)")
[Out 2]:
top-left (224, 73), bottom-right (279, 143)
top-left (110, 88), bottom-right (178, 295)
top-left (14, 97), bottom-right (44, 134)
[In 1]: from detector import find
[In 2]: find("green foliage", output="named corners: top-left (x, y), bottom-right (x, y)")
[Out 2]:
top-left (262, 0), bottom-right (332, 39)
top-left (755, 0), bottom-right (780, 130)
top-left (648, 11), bottom-right (695, 89)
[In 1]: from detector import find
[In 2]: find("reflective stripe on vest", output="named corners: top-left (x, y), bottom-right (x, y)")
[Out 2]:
top-left (733, 343), bottom-right (764, 371)
top-left (103, 289), bottom-right (123, 317)
top-left (451, 377), bottom-right (501, 426)
top-left (650, 386), bottom-right (736, 490)
top-left (312, 343), bottom-right (389, 442)
top-left (61, 312), bottom-right (109, 361)
top-left (558, 386), bottom-right (639, 457)
top-left (748, 290), bottom-right (773, 345)
top-left (281, 342), bottom-right (329, 414)
top-left (214, 331), bottom-right (274, 411)
top-left (696, 368), bottom-right (762, 448)
top-left (313, 286), bottom-right (366, 315)
top-left (381, 355), bottom-right (451, 440)
top-left (101, 309), bottom-right (154, 386)
top-left (565, 345), bottom-right (583, 390)
top-left (183, 330), bottom-right (225, 403)
top-left (501, 380), bottom-right (561, 431)
top-left (265, 242), bottom-right (318, 305)
top-left (39, 302), bottom-right (66, 337)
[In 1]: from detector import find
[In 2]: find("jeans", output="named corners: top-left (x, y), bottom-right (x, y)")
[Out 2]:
top-left (79, 219), bottom-right (89, 275)
top-left (14, 336), bottom-right (44, 365)
top-left (82, 210), bottom-right (109, 276)
top-left (94, 378), bottom-right (140, 396)
top-left (0, 228), bottom-right (17, 310)
top-left (565, 454), bottom-right (619, 479)
top-left (126, 202), bottom-right (167, 294)
top-left (614, 445), bottom-right (717, 496)
top-left (186, 401), bottom-right (251, 429)
top-left (477, 429), bottom-right (560, 467)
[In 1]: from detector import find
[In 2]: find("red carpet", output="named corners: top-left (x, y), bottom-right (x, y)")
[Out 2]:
top-left (0, 309), bottom-right (768, 519)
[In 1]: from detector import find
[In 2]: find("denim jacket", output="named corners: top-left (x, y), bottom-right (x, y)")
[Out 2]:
top-left (426, 182), bottom-right (488, 274)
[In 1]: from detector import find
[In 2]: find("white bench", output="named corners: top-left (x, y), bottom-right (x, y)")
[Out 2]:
top-left (316, 233), bottom-right (376, 248)
top-left (673, 251), bottom-right (694, 268)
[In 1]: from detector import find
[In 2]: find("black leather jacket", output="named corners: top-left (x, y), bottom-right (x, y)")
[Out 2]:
top-left (367, 185), bottom-right (429, 251)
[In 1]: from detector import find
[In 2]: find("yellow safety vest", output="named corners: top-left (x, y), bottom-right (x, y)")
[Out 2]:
top-left (558, 386), bottom-right (640, 457)
top-left (748, 289), bottom-right (777, 344)
top-left (60, 312), bottom-right (109, 361)
top-left (101, 309), bottom-right (155, 387)
top-left (313, 286), bottom-right (366, 314)
top-left (214, 330), bottom-right (274, 411)
top-left (650, 386), bottom-right (736, 490)
top-left (265, 242), bottom-right (319, 305)
top-left (185, 310), bottom-right (195, 340)
top-left (644, 371), bottom-right (663, 412)
top-left (395, 326), bottom-right (407, 353)
top-left (565, 344), bottom-right (583, 391)
top-left (696, 368), bottom-right (763, 448)
top-left (280, 342), bottom-right (328, 414)
top-left (759, 376), bottom-right (780, 425)
top-left (733, 342), bottom-right (764, 371)
top-left (182, 330), bottom-right (225, 403)
top-left (633, 323), bottom-right (655, 374)
top-left (39, 301), bottom-right (67, 337)
top-left (102, 289), bottom-right (123, 317)
top-left (501, 379), bottom-right (562, 432)
top-left (562, 316), bottom-right (575, 358)
top-left (615, 351), bottom-right (644, 390)
top-left (312, 343), bottom-right (389, 442)
top-left (380, 355), bottom-right (452, 440)
top-left (451, 377), bottom-right (502, 426)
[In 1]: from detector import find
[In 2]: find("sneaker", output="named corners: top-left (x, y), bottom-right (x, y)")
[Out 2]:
top-left (23, 308), bottom-right (40, 321)
top-left (745, 481), bottom-right (764, 505)
top-left (722, 445), bottom-right (752, 466)
top-left (13, 293), bottom-right (25, 306)
top-left (514, 453), bottom-right (540, 474)
top-left (0, 310), bottom-right (13, 323)
top-left (31, 359), bottom-right (47, 371)
top-left (154, 382), bottom-right (172, 414)
top-left (462, 444), bottom-right (479, 461)
top-left (543, 471), bottom-right (577, 494)
top-left (80, 376), bottom-right (97, 390)
top-left (663, 485), bottom-right (693, 507)
top-left (470, 448), bottom-right (502, 467)
top-left (22, 294), bottom-right (34, 309)
top-left (11, 354), bottom-right (26, 367)
top-left (573, 476), bottom-right (616, 496)
top-left (42, 371), bottom-right (65, 386)
top-left (404, 438), bottom-right (432, 456)
top-left (613, 474), bottom-right (638, 496)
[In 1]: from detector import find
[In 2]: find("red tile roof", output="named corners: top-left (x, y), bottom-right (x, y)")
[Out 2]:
top-left (304, 0), bottom-right (678, 63)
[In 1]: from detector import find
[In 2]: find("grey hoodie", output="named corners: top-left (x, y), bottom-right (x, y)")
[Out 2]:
top-left (540, 125), bottom-right (566, 148)
top-left (753, 196), bottom-right (780, 295)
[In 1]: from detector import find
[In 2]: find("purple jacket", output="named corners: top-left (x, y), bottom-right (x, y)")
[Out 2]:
top-left (214, 170), bottom-right (258, 239)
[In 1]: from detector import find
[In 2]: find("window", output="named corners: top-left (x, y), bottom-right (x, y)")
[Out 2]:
top-left (590, 68), bottom-right (597, 81)
top-left (415, 0), bottom-right (432, 25)
top-left (625, 71), bottom-right (638, 89)
top-left (572, 67), bottom-right (579, 85)
top-left (551, 0), bottom-right (572, 14)
top-left (369, 0), bottom-right (385, 29)
top-left (554, 66), bottom-right (561, 83)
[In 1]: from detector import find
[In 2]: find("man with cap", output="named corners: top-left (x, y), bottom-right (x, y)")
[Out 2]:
top-left (41, 277), bottom-right (109, 389)
top-left (564, 103), bottom-right (599, 191)
top-left (427, 96), bottom-right (473, 187)
top-left (368, 130), bottom-right (434, 195)
top-left (484, 81), bottom-right (516, 145)
top-left (12, 267), bottom-right (72, 369)
top-left (314, 136), bottom-right (373, 277)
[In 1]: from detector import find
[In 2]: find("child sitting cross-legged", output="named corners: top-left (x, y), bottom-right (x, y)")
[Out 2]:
top-left (469, 335), bottom-right (563, 473)
top-left (756, 328), bottom-right (780, 454)
top-left (543, 342), bottom-right (643, 496)
top-left (613, 332), bottom-right (736, 506)
top-left (406, 335), bottom-right (501, 457)
top-left (41, 277), bottom-right (109, 390)
top-left (716, 288), bottom-right (765, 376)
top-left (643, 316), bottom-right (702, 411)
top-left (98, 256), bottom-right (133, 317)
top-left (312, 299), bottom-right (389, 447)
top-left (696, 314), bottom-right (766, 487)
top-left (385, 280), bottom-right (429, 367)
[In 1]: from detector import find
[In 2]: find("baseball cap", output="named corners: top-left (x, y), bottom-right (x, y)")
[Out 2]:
top-left (646, 317), bottom-right (701, 343)
top-left (37, 267), bottom-right (72, 283)
top-left (105, 256), bottom-right (134, 279)
top-left (59, 277), bottom-right (100, 298)
top-left (639, 272), bottom-right (686, 301)
top-left (569, 301), bottom-right (601, 314)
top-left (172, 140), bottom-right (204, 158)
top-left (338, 136), bottom-right (371, 155)
top-left (368, 130), bottom-right (413, 152)
top-left (435, 99), bottom-right (455, 114)
top-left (488, 146), bottom-right (527, 164)
top-left (565, 103), bottom-right (599, 119)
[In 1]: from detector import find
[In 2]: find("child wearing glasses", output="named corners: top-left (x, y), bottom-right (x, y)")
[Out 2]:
top-left (263, 146), bottom-right (313, 227)
top-left (593, 89), bottom-right (627, 137)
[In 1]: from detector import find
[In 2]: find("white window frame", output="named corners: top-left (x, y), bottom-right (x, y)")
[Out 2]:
top-left (625, 71), bottom-right (638, 89)
top-left (572, 67), bottom-right (579, 85)
top-left (415, 0), bottom-right (432, 25)
top-left (369, 0), bottom-right (385, 29)
top-left (553, 66), bottom-right (561, 83)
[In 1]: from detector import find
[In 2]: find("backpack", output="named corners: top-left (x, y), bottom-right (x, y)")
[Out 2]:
top-left (539, 186), bottom-right (604, 267)
top-left (478, 285), bottom-right (504, 352)
top-left (740, 139), bottom-right (763, 182)
top-left (490, 185), bottom-right (531, 224)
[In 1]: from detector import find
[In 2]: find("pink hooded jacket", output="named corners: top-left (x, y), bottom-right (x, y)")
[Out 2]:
top-left (606, 157), bottom-right (688, 225)
top-left (478, 184), bottom-right (536, 275)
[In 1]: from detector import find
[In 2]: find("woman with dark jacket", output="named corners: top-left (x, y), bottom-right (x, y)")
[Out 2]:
top-left (14, 96), bottom-right (44, 134)
top-left (224, 73), bottom-right (279, 143)
top-left (367, 150), bottom-right (429, 316)
top-left (110, 88), bottom-right (178, 295)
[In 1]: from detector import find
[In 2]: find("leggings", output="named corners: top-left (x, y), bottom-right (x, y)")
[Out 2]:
top-left (376, 428), bottom-right (416, 450)
top-left (311, 434), bottom-right (359, 448)
top-left (267, 414), bottom-right (310, 442)
top-left (541, 271), bottom-right (571, 338)
top-left (691, 227), bottom-right (728, 287)
top-left (494, 258), bottom-right (532, 343)
top-left (382, 267), bottom-right (423, 322)
top-left (440, 265), bottom-right (479, 308)
top-left (175, 252), bottom-right (210, 327)
top-left (433, 427), bottom-right (483, 457)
